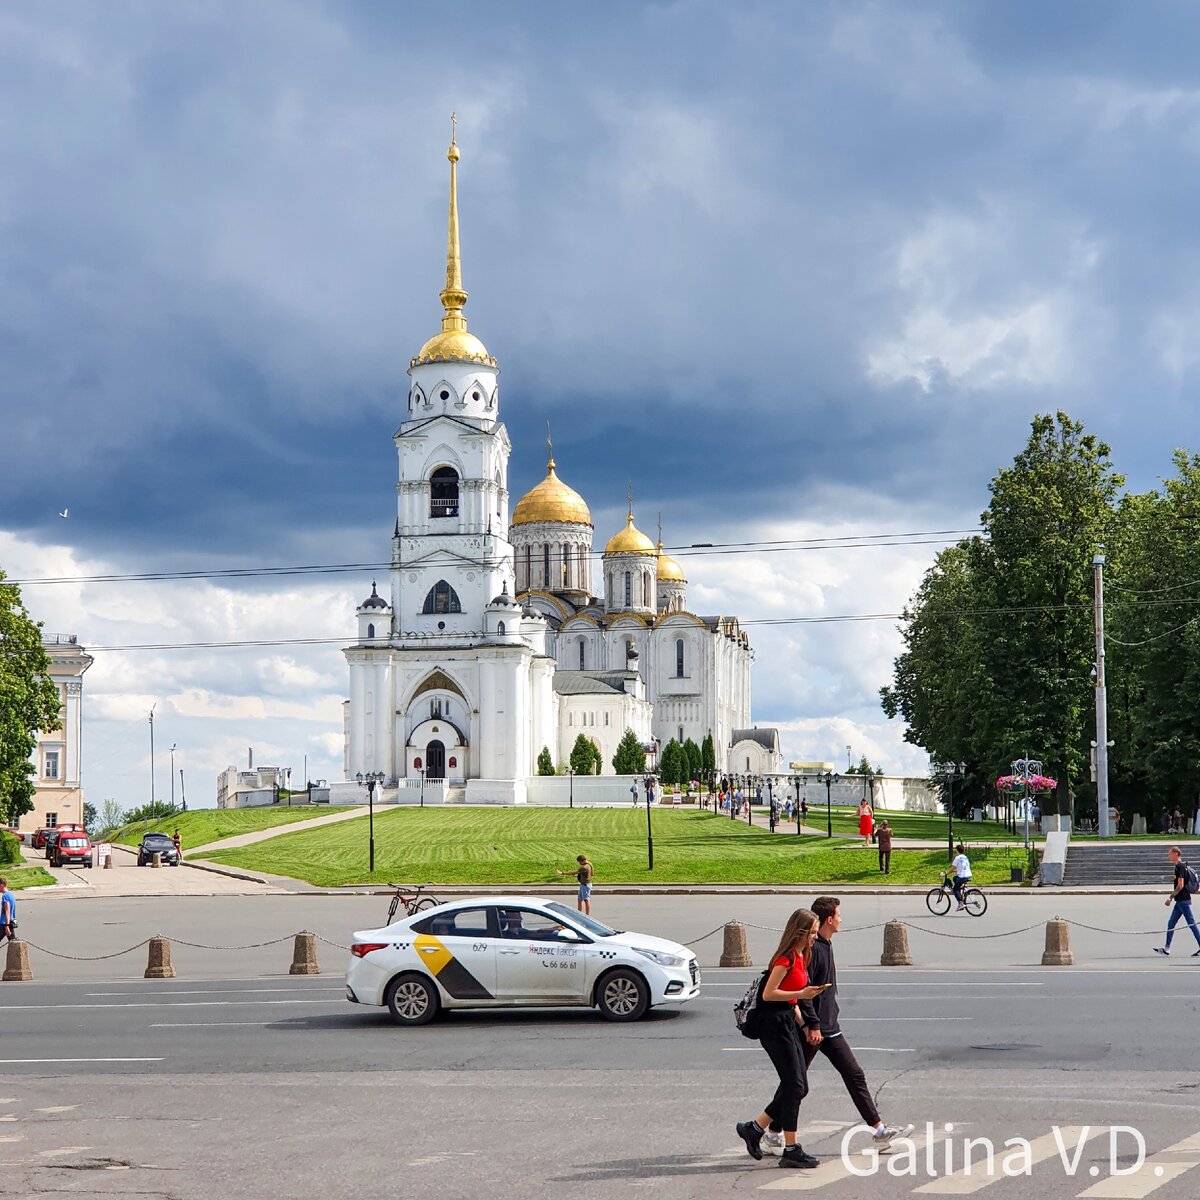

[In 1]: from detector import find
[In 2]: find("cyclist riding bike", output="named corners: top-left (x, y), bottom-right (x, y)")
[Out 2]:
top-left (946, 844), bottom-right (972, 912)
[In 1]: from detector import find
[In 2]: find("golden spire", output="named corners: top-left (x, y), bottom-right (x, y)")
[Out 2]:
top-left (440, 112), bottom-right (468, 333)
top-left (547, 421), bottom-right (555, 472)
top-left (627, 482), bottom-right (634, 520)
top-left (657, 511), bottom-right (663, 552)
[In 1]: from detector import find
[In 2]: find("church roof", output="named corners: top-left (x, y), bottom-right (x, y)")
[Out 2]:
top-left (552, 671), bottom-right (637, 696)
top-left (732, 728), bottom-right (779, 751)
top-left (360, 581), bottom-right (388, 609)
top-left (511, 456), bottom-right (592, 527)
top-left (604, 512), bottom-right (656, 556)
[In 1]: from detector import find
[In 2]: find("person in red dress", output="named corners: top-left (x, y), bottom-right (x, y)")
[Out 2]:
top-left (736, 909), bottom-right (827, 1169)
top-left (856, 799), bottom-right (873, 845)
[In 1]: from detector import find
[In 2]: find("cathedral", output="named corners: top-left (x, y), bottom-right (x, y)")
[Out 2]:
top-left (340, 130), bottom-right (780, 803)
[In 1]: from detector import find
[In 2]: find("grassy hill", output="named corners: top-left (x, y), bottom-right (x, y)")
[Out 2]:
top-left (196, 807), bottom-right (1033, 887)
top-left (108, 805), bottom-right (355, 849)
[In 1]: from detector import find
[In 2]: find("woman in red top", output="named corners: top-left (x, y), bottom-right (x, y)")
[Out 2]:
top-left (736, 908), bottom-right (826, 1169)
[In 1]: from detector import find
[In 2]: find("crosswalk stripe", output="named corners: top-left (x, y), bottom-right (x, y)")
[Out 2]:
top-left (914, 1127), bottom-right (1104, 1194)
top-left (759, 1131), bottom-right (950, 1191)
top-left (1159, 1133), bottom-right (1200, 1154)
top-left (1077, 1161), bottom-right (1198, 1198)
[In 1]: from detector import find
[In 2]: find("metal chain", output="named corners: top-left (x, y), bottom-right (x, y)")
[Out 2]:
top-left (901, 921), bottom-right (1046, 940)
top-left (168, 935), bottom-right (294, 951)
top-left (314, 933), bottom-right (350, 951)
top-left (19, 938), bottom-right (152, 961)
top-left (1061, 918), bottom-right (1169, 936)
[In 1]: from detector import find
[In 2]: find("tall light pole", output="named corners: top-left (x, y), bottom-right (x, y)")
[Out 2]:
top-left (1094, 553), bottom-right (1111, 839)
top-left (419, 767), bottom-right (426, 808)
top-left (356, 771), bottom-right (384, 872)
top-left (169, 744), bottom-right (177, 810)
top-left (148, 704), bottom-right (156, 811)
top-left (820, 769), bottom-right (839, 838)
top-left (933, 761), bottom-right (966, 863)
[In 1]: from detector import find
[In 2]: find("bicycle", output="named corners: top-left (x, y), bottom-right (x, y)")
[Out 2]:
top-left (925, 874), bottom-right (988, 917)
top-left (386, 884), bottom-right (442, 924)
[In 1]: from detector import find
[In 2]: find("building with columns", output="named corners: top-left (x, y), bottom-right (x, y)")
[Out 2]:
top-left (340, 131), bottom-right (777, 803)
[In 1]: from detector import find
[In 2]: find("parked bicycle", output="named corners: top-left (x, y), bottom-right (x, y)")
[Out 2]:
top-left (386, 884), bottom-right (442, 924)
top-left (925, 874), bottom-right (988, 916)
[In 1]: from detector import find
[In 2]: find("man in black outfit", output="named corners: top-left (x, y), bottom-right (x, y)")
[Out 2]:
top-left (763, 896), bottom-right (913, 1154)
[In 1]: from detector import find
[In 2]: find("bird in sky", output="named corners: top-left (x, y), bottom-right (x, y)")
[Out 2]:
top-left (58, 508), bottom-right (69, 518)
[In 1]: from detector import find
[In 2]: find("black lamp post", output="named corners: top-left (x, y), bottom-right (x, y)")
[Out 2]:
top-left (644, 772), bottom-right (655, 870)
top-left (767, 777), bottom-right (775, 833)
top-left (794, 773), bottom-right (804, 835)
top-left (569, 763), bottom-right (574, 809)
top-left (355, 770), bottom-right (384, 873)
top-left (933, 761), bottom-right (966, 863)
top-left (419, 767), bottom-right (426, 808)
top-left (746, 774), bottom-right (754, 826)
top-left (819, 769), bottom-right (839, 838)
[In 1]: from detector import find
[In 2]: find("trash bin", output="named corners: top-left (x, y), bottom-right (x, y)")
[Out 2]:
top-left (1010, 867), bottom-right (1024, 883)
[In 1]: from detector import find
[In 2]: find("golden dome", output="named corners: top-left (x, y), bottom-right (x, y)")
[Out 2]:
top-left (604, 513), bottom-right (656, 556)
top-left (511, 458), bottom-right (593, 527)
top-left (413, 328), bottom-right (494, 366)
top-left (657, 548), bottom-right (686, 582)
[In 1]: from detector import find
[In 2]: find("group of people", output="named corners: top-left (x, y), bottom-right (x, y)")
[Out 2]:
top-left (1159, 808), bottom-right (1191, 835)
top-left (736, 896), bottom-right (912, 1168)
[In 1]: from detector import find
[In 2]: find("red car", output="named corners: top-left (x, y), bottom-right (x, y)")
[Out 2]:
top-left (33, 823), bottom-right (84, 850)
top-left (52, 833), bottom-right (94, 868)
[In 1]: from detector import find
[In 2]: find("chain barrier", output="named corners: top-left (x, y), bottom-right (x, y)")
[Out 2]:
top-left (1061, 918), bottom-right (1167, 936)
top-left (900, 921), bottom-right (1046, 940)
top-left (314, 933), bottom-right (350, 951)
top-left (19, 938), bottom-right (152, 962)
top-left (169, 935), bottom-right (294, 951)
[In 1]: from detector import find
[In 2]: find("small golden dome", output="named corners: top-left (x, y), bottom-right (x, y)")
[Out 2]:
top-left (604, 514), bottom-right (656, 556)
top-left (511, 459), bottom-right (592, 527)
top-left (657, 550), bottom-right (686, 582)
top-left (412, 328), bottom-right (494, 367)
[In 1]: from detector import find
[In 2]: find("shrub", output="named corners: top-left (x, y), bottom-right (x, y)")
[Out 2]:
top-left (0, 830), bottom-right (21, 866)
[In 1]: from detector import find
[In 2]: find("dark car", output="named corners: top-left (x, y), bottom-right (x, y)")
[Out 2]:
top-left (137, 833), bottom-right (180, 867)
top-left (43, 829), bottom-right (64, 859)
top-left (53, 834), bottom-right (94, 869)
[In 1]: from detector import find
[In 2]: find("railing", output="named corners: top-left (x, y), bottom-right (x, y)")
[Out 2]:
top-left (429, 499), bottom-right (459, 517)
top-left (42, 634), bottom-right (79, 646)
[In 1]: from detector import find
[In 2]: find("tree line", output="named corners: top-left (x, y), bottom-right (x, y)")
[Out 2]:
top-left (881, 411), bottom-right (1200, 824)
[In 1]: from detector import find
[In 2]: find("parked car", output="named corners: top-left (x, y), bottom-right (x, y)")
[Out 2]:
top-left (43, 829), bottom-right (64, 860)
top-left (34, 823), bottom-right (84, 851)
top-left (53, 834), bottom-right (94, 869)
top-left (137, 833), bottom-right (180, 866)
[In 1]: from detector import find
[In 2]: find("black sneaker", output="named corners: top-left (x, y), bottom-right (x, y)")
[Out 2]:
top-left (779, 1146), bottom-right (820, 1169)
top-left (736, 1121), bottom-right (764, 1161)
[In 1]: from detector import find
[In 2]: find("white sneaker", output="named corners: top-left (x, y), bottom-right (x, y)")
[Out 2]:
top-left (762, 1130), bottom-right (784, 1155)
top-left (873, 1123), bottom-right (915, 1147)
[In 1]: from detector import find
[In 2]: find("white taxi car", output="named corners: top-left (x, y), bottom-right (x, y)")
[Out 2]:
top-left (345, 896), bottom-right (700, 1025)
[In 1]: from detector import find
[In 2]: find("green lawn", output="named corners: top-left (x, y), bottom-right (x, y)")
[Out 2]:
top-left (778, 803), bottom-right (1025, 842)
top-left (196, 807), bottom-right (1033, 887)
top-left (109, 805), bottom-right (355, 849)
top-left (4, 865), bottom-right (56, 890)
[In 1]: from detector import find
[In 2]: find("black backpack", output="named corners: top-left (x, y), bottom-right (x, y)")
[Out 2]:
top-left (1182, 862), bottom-right (1200, 896)
top-left (733, 954), bottom-right (792, 1039)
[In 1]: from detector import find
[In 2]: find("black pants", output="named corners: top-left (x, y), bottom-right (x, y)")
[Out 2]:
top-left (758, 1015), bottom-right (809, 1132)
top-left (878, 849), bottom-right (891, 873)
top-left (771, 1033), bottom-right (880, 1131)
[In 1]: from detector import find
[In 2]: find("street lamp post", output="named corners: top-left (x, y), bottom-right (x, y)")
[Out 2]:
top-left (932, 761), bottom-right (966, 863)
top-left (355, 771), bottom-right (384, 873)
top-left (767, 777), bottom-right (775, 833)
top-left (169, 743), bottom-right (177, 810)
top-left (794, 773), bottom-right (803, 835)
top-left (569, 764), bottom-right (574, 809)
top-left (819, 769), bottom-right (839, 838)
top-left (419, 767), bottom-right (426, 808)
top-left (746, 774), bottom-right (754, 826)
top-left (645, 772), bottom-right (655, 871)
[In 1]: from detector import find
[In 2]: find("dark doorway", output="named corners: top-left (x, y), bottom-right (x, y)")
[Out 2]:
top-left (427, 740), bottom-right (446, 780)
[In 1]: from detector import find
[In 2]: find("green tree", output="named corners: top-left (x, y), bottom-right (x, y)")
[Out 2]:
top-left (0, 571), bottom-right (63, 824)
top-left (99, 798), bottom-right (125, 832)
top-left (121, 800), bottom-right (180, 825)
top-left (683, 738), bottom-right (702, 786)
top-left (569, 734), bottom-right (597, 777)
top-left (701, 732), bottom-right (716, 781)
top-left (612, 729), bottom-right (647, 775)
top-left (83, 801), bottom-right (97, 833)
top-left (536, 746), bottom-right (556, 776)
top-left (659, 739), bottom-right (681, 789)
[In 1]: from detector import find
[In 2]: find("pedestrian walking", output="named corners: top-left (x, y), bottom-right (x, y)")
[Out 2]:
top-left (876, 821), bottom-right (893, 875)
top-left (856, 799), bottom-right (873, 845)
top-left (735, 908), bottom-right (827, 1169)
top-left (172, 827), bottom-right (183, 858)
top-left (800, 798), bottom-right (808, 829)
top-left (1153, 846), bottom-right (1200, 956)
top-left (555, 854), bottom-right (595, 916)
top-left (764, 896), bottom-right (912, 1156)
top-left (0, 877), bottom-right (16, 942)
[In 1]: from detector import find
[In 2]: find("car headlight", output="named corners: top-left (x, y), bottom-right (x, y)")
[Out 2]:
top-left (632, 946), bottom-right (686, 968)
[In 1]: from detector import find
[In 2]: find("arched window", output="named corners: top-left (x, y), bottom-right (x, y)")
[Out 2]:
top-left (495, 472), bottom-right (502, 517)
top-left (578, 637), bottom-right (586, 670)
top-left (644, 572), bottom-right (651, 608)
top-left (430, 467), bottom-right (459, 518)
top-left (523, 545), bottom-right (531, 591)
top-left (498, 620), bottom-right (506, 636)
top-left (367, 623), bottom-right (375, 639)
top-left (624, 571), bottom-right (632, 608)
top-left (422, 580), bottom-right (462, 614)
top-left (676, 638), bottom-right (685, 678)
top-left (543, 544), bottom-right (550, 588)
top-left (562, 545), bottom-right (570, 588)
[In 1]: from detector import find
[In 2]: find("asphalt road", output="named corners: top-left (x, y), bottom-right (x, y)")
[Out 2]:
top-left (3, 965), bottom-right (1200, 1200)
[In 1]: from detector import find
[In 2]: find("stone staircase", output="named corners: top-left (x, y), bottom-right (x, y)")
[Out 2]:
top-left (444, 784), bottom-right (468, 805)
top-left (1062, 842), bottom-right (1199, 887)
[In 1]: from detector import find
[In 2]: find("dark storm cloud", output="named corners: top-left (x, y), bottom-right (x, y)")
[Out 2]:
top-left (3, 0), bottom-right (1200, 573)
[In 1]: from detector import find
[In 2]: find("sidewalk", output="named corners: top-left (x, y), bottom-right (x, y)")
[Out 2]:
top-left (193, 805), bottom-right (370, 853)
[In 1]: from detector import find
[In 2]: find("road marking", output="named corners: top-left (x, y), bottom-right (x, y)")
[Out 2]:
top-left (0, 1000), bottom-right (336, 1011)
top-left (759, 1129), bottom-right (950, 1190)
top-left (0, 1116), bottom-right (16, 1122)
top-left (35, 1106), bottom-right (78, 1114)
top-left (1078, 1162), bottom-right (1199, 1197)
top-left (841, 1017), bottom-right (972, 1022)
top-left (37, 1146), bottom-right (93, 1158)
top-left (149, 1022), bottom-right (278, 1028)
top-left (0, 1135), bottom-right (24, 1143)
top-left (1160, 1133), bottom-right (1200, 1154)
top-left (914, 1127), bottom-right (1104, 1194)
top-left (721, 1046), bottom-right (917, 1053)
top-left (85, 987), bottom-right (344, 997)
top-left (0, 1058), bottom-right (164, 1065)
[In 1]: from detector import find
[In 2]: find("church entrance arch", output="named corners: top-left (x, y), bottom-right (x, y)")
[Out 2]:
top-left (427, 740), bottom-right (446, 780)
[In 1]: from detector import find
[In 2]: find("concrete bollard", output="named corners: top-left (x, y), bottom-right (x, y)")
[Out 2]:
top-left (289, 931), bottom-right (321, 976)
top-left (719, 922), bottom-right (754, 968)
top-left (2, 939), bottom-right (33, 982)
top-left (145, 935), bottom-right (176, 979)
top-left (104, 853), bottom-right (113, 869)
top-left (1041, 917), bottom-right (1074, 966)
top-left (151, 852), bottom-right (162, 869)
top-left (880, 920), bottom-right (913, 966)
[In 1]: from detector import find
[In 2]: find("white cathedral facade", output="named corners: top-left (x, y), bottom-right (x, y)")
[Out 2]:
top-left (340, 132), bottom-right (780, 803)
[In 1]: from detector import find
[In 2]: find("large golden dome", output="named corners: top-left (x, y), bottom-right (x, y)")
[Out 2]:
top-left (605, 513), bottom-right (656, 556)
top-left (412, 328), bottom-right (494, 367)
top-left (657, 547), bottom-right (686, 581)
top-left (511, 459), bottom-right (592, 527)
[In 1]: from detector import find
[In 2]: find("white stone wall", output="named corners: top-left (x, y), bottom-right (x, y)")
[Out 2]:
top-left (525, 774), bottom-right (647, 806)
top-left (512, 519), bottom-right (593, 594)
top-left (556, 689), bottom-right (652, 773)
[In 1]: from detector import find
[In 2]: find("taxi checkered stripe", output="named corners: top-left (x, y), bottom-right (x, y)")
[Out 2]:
top-left (598, 950), bottom-right (619, 960)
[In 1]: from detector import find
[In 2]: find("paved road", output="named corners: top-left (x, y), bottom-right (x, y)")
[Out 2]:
top-left (2, 968), bottom-right (1198, 1200)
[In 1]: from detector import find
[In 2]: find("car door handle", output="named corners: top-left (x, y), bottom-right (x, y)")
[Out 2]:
top-left (419, 946), bottom-right (439, 954)
top-left (499, 949), bottom-right (520, 955)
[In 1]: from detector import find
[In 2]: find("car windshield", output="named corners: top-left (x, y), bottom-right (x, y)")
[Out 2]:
top-left (143, 835), bottom-right (172, 844)
top-left (61, 838), bottom-right (87, 848)
top-left (545, 903), bottom-right (618, 937)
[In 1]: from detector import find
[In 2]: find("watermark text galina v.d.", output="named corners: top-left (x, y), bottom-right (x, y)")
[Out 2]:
top-left (843, 1124), bottom-right (1149, 1179)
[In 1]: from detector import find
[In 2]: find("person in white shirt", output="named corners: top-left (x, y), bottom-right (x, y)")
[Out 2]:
top-left (946, 844), bottom-right (972, 911)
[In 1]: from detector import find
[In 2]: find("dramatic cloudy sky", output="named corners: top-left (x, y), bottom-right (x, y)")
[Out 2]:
top-left (4, 1), bottom-right (1199, 811)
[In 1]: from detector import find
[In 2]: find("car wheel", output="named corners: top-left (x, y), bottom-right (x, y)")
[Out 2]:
top-left (385, 974), bottom-right (441, 1027)
top-left (596, 968), bottom-right (650, 1022)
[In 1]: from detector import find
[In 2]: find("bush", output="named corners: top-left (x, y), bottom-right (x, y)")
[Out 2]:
top-left (0, 830), bottom-right (21, 866)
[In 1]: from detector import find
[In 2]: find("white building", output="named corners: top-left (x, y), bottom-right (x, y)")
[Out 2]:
top-left (339, 131), bottom-right (778, 803)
